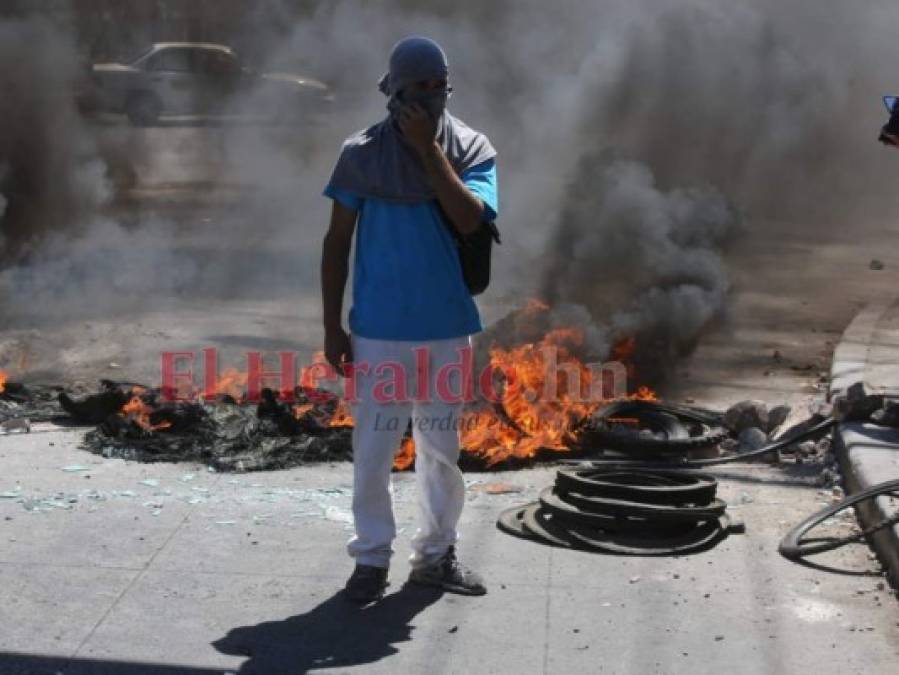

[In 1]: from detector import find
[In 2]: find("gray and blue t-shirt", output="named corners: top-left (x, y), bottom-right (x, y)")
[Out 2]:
top-left (323, 158), bottom-right (498, 341)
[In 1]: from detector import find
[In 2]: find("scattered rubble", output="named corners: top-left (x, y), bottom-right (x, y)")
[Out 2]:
top-left (767, 405), bottom-right (791, 433)
top-left (0, 417), bottom-right (30, 433)
top-left (737, 428), bottom-right (768, 453)
top-left (723, 400), bottom-right (769, 435)
top-left (0, 381), bottom-right (69, 424)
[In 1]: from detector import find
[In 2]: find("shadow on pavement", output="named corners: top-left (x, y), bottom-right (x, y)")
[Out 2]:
top-left (213, 582), bottom-right (444, 674)
top-left (0, 652), bottom-right (226, 675)
top-left (786, 550), bottom-right (885, 577)
top-left (0, 584), bottom-right (443, 675)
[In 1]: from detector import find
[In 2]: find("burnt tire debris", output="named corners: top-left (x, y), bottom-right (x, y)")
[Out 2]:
top-left (497, 467), bottom-right (742, 555)
top-left (56, 381), bottom-right (353, 472)
top-left (574, 400), bottom-right (730, 457)
top-left (779, 479), bottom-right (899, 561)
top-left (567, 415), bottom-right (837, 469)
top-left (1, 381), bottom-right (72, 425)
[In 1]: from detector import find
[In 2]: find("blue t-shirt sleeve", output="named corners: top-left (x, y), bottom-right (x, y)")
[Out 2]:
top-left (461, 158), bottom-right (498, 221)
top-left (323, 183), bottom-right (363, 211)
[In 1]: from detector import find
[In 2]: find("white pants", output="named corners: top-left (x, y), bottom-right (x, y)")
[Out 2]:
top-left (347, 334), bottom-right (470, 570)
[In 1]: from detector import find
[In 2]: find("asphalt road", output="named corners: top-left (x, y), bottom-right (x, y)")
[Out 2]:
top-left (1, 123), bottom-right (898, 673)
top-left (0, 428), bottom-right (897, 674)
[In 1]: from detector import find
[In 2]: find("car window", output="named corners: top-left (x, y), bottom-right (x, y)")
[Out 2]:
top-left (146, 48), bottom-right (196, 73)
top-left (198, 50), bottom-right (241, 77)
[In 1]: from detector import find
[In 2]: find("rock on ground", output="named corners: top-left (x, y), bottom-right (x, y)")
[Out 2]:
top-left (724, 400), bottom-right (769, 435)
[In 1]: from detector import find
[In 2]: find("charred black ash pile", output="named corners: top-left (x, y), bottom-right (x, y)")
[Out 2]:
top-left (58, 380), bottom-right (352, 472)
top-left (0, 380), bottom-right (70, 429)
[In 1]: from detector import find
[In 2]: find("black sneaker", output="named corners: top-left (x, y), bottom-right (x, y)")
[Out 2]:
top-left (409, 546), bottom-right (486, 596)
top-left (344, 564), bottom-right (389, 603)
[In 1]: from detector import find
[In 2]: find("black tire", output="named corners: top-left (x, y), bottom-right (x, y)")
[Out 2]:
top-left (555, 467), bottom-right (718, 504)
top-left (577, 400), bottom-right (729, 454)
top-left (778, 479), bottom-right (899, 560)
top-left (126, 91), bottom-right (162, 126)
top-left (540, 486), bottom-right (727, 526)
top-left (496, 504), bottom-right (531, 539)
top-left (518, 502), bottom-right (732, 555)
top-left (563, 512), bottom-right (732, 556)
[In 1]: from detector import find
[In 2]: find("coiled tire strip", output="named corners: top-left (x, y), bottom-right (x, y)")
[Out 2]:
top-left (541, 486), bottom-right (727, 526)
top-left (511, 502), bottom-right (732, 556)
top-left (779, 479), bottom-right (899, 560)
top-left (564, 512), bottom-right (732, 556)
top-left (497, 504), bottom-right (531, 539)
top-left (497, 467), bottom-right (735, 556)
top-left (555, 467), bottom-right (718, 504)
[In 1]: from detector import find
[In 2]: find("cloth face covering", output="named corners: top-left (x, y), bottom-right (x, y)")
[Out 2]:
top-left (327, 36), bottom-right (495, 203)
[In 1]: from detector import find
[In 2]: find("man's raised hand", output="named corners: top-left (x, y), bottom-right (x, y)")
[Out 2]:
top-left (397, 102), bottom-right (438, 155)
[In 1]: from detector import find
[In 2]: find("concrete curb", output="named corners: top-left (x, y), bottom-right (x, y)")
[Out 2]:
top-left (828, 301), bottom-right (889, 401)
top-left (831, 302), bottom-right (899, 586)
top-left (833, 423), bottom-right (899, 586)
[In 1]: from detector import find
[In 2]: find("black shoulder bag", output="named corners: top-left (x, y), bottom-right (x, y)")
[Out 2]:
top-left (459, 220), bottom-right (501, 295)
top-left (439, 206), bottom-right (500, 296)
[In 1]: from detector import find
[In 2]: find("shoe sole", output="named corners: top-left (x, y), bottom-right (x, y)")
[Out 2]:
top-left (408, 574), bottom-right (486, 596)
top-left (345, 588), bottom-right (387, 603)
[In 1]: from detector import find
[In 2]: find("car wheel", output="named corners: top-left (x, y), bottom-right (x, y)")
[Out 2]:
top-left (125, 92), bottom-right (162, 126)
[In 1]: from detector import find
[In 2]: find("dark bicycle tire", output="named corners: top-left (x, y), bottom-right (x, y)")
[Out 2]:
top-left (778, 479), bottom-right (899, 560)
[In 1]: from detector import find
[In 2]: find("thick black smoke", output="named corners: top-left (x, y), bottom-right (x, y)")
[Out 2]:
top-left (0, 16), bottom-right (108, 266)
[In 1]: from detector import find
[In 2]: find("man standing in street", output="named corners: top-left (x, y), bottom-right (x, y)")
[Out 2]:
top-left (320, 36), bottom-right (498, 603)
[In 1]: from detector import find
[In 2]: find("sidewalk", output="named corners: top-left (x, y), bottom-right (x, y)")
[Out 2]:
top-left (830, 299), bottom-right (899, 586)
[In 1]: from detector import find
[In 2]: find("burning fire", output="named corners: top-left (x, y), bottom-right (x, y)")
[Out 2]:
top-left (0, 370), bottom-right (6, 394)
top-left (455, 329), bottom-right (654, 467)
top-left (110, 308), bottom-right (655, 467)
top-left (215, 368), bottom-right (249, 400)
top-left (120, 389), bottom-right (172, 432)
top-left (389, 303), bottom-right (656, 468)
top-left (459, 327), bottom-right (598, 465)
top-left (300, 351), bottom-right (355, 427)
top-left (117, 367), bottom-right (249, 430)
top-left (395, 437), bottom-right (416, 471)
top-left (329, 400), bottom-right (354, 427)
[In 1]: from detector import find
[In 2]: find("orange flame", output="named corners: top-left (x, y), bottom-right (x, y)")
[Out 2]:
top-left (214, 368), bottom-right (248, 400)
top-left (459, 327), bottom-right (601, 466)
top-left (293, 403), bottom-right (313, 419)
top-left (329, 400), bottom-right (354, 427)
top-left (120, 394), bottom-right (172, 432)
top-left (382, 301), bottom-right (658, 469)
top-left (0, 370), bottom-right (6, 394)
top-left (301, 351), bottom-right (333, 389)
top-left (632, 386), bottom-right (657, 401)
top-left (394, 437), bottom-right (416, 470)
